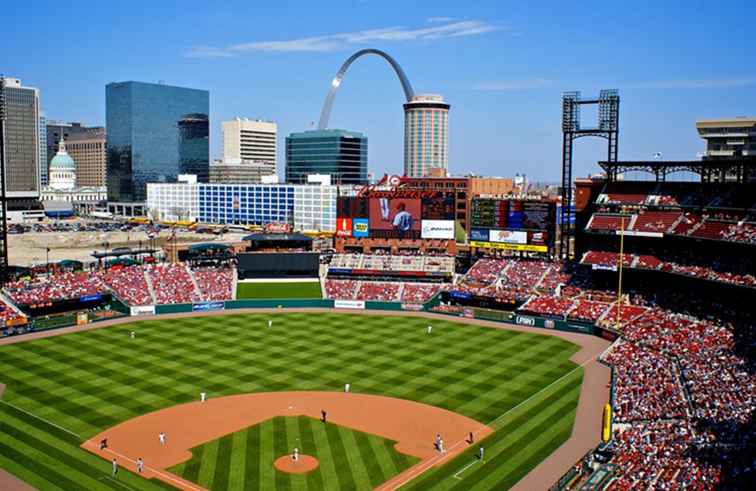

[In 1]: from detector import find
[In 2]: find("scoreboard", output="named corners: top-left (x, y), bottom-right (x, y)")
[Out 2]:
top-left (471, 199), bottom-right (555, 231)
top-left (470, 199), bottom-right (556, 253)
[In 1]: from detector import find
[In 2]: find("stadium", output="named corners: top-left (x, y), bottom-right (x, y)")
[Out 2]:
top-left (0, 145), bottom-right (754, 491)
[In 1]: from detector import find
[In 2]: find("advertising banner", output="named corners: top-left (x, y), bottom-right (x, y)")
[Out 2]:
top-left (130, 305), bottom-right (156, 316)
top-left (421, 220), bottom-right (455, 239)
top-left (470, 229), bottom-right (490, 241)
top-left (79, 294), bottom-right (103, 302)
top-left (336, 218), bottom-right (352, 237)
top-left (470, 241), bottom-right (549, 253)
top-left (334, 300), bottom-right (366, 309)
top-left (192, 301), bottom-right (225, 312)
top-left (352, 218), bottom-right (369, 238)
top-left (489, 230), bottom-right (528, 244)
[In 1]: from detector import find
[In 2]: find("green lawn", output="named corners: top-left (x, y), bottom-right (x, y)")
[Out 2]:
top-left (236, 281), bottom-right (322, 299)
top-left (169, 416), bottom-right (418, 490)
top-left (0, 312), bottom-right (582, 490)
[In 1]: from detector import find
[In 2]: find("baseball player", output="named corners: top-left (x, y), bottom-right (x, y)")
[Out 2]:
top-left (321, 409), bottom-right (327, 423)
top-left (427, 325), bottom-right (432, 334)
top-left (292, 447), bottom-right (299, 462)
top-left (130, 331), bottom-right (135, 339)
top-left (468, 431), bottom-right (474, 444)
top-left (112, 458), bottom-right (118, 476)
top-left (435, 433), bottom-right (441, 451)
top-left (200, 392), bottom-right (206, 402)
top-left (99, 438), bottom-right (108, 450)
top-left (268, 319), bottom-right (273, 328)
top-left (344, 383), bottom-right (350, 393)
top-left (136, 458), bottom-right (144, 473)
top-left (439, 438), bottom-right (445, 453)
top-left (159, 432), bottom-right (166, 446)
top-left (478, 446), bottom-right (484, 460)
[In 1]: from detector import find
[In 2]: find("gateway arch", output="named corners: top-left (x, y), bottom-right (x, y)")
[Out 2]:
top-left (317, 48), bottom-right (415, 130)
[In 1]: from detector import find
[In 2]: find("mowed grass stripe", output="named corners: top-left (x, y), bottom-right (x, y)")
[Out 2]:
top-left (212, 434), bottom-right (234, 491)
top-left (244, 424), bottom-right (262, 491)
top-left (273, 417), bottom-right (291, 490)
top-left (324, 422), bottom-right (357, 490)
top-left (310, 416), bottom-right (342, 490)
top-left (227, 427), bottom-right (248, 491)
top-left (337, 424), bottom-right (373, 488)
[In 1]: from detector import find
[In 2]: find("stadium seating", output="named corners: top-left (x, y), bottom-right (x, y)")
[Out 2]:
top-left (586, 214), bottom-right (633, 232)
top-left (630, 210), bottom-right (680, 233)
top-left (324, 279), bottom-right (359, 299)
top-left (145, 264), bottom-right (203, 305)
top-left (99, 265), bottom-right (153, 306)
top-left (4, 271), bottom-right (106, 306)
top-left (400, 283), bottom-right (446, 304)
top-left (193, 266), bottom-right (234, 301)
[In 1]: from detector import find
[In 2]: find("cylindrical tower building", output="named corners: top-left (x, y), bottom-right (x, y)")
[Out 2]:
top-left (403, 94), bottom-right (450, 178)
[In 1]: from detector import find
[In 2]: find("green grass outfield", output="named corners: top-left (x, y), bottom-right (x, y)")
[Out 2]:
top-left (169, 416), bottom-right (419, 490)
top-left (0, 312), bottom-right (583, 490)
top-left (236, 281), bottom-right (322, 299)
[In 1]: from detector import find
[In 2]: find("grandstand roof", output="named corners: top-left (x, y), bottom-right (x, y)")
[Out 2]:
top-left (598, 157), bottom-right (756, 182)
top-left (242, 233), bottom-right (312, 243)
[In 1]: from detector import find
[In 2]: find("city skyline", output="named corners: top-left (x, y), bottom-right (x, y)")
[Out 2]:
top-left (3, 0), bottom-right (755, 181)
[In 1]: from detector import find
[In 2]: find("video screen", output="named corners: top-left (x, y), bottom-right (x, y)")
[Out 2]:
top-left (421, 194), bottom-right (455, 220)
top-left (369, 198), bottom-right (422, 237)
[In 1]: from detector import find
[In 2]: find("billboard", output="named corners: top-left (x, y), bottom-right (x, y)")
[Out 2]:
top-left (469, 240), bottom-right (548, 253)
top-left (352, 218), bottom-right (369, 237)
top-left (421, 220), bottom-right (455, 239)
top-left (336, 218), bottom-right (352, 237)
top-left (489, 230), bottom-right (527, 244)
top-left (470, 229), bottom-right (490, 241)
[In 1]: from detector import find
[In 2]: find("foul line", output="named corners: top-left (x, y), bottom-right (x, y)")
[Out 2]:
top-left (86, 442), bottom-right (205, 491)
top-left (452, 459), bottom-right (480, 479)
top-left (393, 356), bottom-right (596, 490)
top-left (0, 399), bottom-right (83, 440)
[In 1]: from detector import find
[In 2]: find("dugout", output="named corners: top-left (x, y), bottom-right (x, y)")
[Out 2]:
top-left (242, 233), bottom-right (313, 252)
top-left (237, 252), bottom-right (320, 279)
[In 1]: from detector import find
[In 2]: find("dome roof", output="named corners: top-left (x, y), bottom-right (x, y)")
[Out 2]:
top-left (50, 139), bottom-right (75, 170)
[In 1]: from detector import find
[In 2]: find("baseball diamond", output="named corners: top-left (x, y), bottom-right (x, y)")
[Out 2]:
top-left (0, 311), bottom-right (604, 490)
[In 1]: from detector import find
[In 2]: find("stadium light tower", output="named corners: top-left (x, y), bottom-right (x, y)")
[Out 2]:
top-left (560, 89), bottom-right (620, 257)
top-left (0, 77), bottom-right (9, 284)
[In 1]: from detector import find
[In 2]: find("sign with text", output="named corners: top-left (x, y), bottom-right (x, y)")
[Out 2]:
top-left (421, 220), bottom-right (455, 239)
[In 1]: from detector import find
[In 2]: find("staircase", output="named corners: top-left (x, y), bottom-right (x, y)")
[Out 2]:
top-left (185, 265), bottom-right (204, 301)
top-left (143, 269), bottom-right (158, 304)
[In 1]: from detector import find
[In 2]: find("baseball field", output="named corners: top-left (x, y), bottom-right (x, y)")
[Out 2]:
top-left (0, 312), bottom-right (585, 490)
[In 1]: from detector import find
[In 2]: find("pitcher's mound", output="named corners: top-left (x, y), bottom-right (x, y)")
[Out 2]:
top-left (274, 454), bottom-right (319, 474)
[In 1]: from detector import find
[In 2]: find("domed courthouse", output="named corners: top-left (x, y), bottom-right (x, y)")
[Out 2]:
top-left (41, 138), bottom-right (106, 210)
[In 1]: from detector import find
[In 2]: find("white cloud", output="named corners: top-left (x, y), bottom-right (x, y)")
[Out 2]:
top-left (427, 16), bottom-right (456, 23)
top-left (185, 20), bottom-right (497, 57)
top-left (625, 79), bottom-right (755, 89)
top-left (473, 78), bottom-right (551, 91)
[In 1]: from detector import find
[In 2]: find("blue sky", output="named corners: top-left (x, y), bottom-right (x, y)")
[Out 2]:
top-left (3, 0), bottom-right (754, 181)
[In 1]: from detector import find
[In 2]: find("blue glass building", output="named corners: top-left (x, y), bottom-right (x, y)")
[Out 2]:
top-left (106, 81), bottom-right (209, 202)
top-left (285, 129), bottom-right (367, 185)
top-left (198, 184), bottom-right (295, 225)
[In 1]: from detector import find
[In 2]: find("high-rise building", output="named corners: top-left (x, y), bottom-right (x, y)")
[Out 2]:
top-left (39, 112), bottom-right (47, 186)
top-left (696, 117), bottom-right (756, 159)
top-left (209, 159), bottom-right (277, 184)
top-left (45, 121), bottom-right (101, 178)
top-left (66, 128), bottom-right (107, 187)
top-left (222, 118), bottom-right (277, 165)
top-left (285, 129), bottom-right (367, 185)
top-left (0, 77), bottom-right (40, 198)
top-left (403, 94), bottom-right (450, 178)
top-left (106, 81), bottom-right (209, 203)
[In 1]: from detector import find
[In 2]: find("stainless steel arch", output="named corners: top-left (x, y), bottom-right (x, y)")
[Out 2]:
top-left (317, 48), bottom-right (415, 130)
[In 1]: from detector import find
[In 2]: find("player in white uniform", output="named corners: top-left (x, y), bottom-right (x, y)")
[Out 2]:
top-left (268, 319), bottom-right (273, 328)
top-left (159, 432), bottom-right (166, 445)
top-left (427, 325), bottom-right (432, 334)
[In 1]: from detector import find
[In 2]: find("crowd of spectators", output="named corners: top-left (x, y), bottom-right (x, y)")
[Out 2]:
top-left (324, 279), bottom-right (445, 303)
top-left (193, 266), bottom-right (234, 301)
top-left (145, 264), bottom-right (203, 305)
top-left (98, 265), bottom-right (152, 306)
top-left (5, 271), bottom-right (105, 306)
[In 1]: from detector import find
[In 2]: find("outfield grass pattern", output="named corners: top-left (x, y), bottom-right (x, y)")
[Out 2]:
top-left (236, 282), bottom-right (322, 299)
top-left (169, 416), bottom-right (418, 490)
top-left (0, 313), bottom-right (582, 490)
